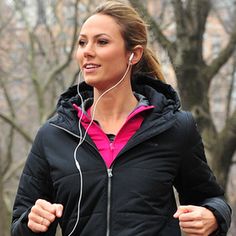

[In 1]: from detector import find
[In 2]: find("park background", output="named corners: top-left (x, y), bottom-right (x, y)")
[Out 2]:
top-left (0, 0), bottom-right (236, 235)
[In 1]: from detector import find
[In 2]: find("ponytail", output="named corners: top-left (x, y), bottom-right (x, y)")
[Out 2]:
top-left (133, 47), bottom-right (165, 82)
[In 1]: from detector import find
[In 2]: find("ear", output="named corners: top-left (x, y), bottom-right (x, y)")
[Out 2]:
top-left (129, 45), bottom-right (144, 65)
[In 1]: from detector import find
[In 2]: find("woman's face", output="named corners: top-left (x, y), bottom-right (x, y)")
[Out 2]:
top-left (76, 14), bottom-right (130, 90)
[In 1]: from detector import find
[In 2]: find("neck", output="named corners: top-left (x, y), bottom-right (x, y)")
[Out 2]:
top-left (90, 83), bottom-right (138, 134)
top-left (92, 90), bottom-right (137, 120)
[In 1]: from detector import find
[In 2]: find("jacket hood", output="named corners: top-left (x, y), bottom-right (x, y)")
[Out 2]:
top-left (57, 75), bottom-right (181, 113)
top-left (51, 75), bottom-right (181, 153)
top-left (131, 75), bottom-right (181, 112)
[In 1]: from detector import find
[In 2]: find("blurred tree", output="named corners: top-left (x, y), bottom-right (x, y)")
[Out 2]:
top-left (0, 0), bottom-right (83, 235)
top-left (129, 0), bottom-right (236, 190)
top-left (1, 0), bottom-right (236, 235)
top-left (0, 1), bottom-right (18, 235)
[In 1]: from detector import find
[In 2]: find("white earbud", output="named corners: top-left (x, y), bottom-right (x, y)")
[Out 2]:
top-left (129, 52), bottom-right (134, 63)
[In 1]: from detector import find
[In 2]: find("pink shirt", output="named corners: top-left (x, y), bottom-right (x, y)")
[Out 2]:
top-left (73, 104), bottom-right (154, 168)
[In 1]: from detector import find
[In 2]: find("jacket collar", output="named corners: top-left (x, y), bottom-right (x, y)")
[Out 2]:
top-left (51, 75), bottom-right (181, 139)
top-left (56, 75), bottom-right (180, 111)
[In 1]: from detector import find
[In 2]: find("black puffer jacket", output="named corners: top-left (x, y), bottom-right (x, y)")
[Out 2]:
top-left (11, 76), bottom-right (231, 236)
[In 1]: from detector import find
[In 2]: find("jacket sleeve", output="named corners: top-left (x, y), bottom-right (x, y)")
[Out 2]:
top-left (11, 126), bottom-right (58, 236)
top-left (174, 112), bottom-right (231, 236)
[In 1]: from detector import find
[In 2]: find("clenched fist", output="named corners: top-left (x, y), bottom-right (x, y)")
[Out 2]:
top-left (28, 199), bottom-right (63, 233)
top-left (173, 205), bottom-right (218, 236)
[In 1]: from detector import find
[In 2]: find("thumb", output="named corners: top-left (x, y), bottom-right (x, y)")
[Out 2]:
top-left (53, 204), bottom-right (63, 218)
top-left (173, 205), bottom-right (191, 218)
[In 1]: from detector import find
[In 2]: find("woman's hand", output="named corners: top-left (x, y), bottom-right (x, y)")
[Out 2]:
top-left (173, 205), bottom-right (218, 236)
top-left (28, 199), bottom-right (63, 233)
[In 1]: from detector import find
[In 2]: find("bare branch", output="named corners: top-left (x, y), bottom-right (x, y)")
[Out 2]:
top-left (0, 5), bottom-right (15, 35)
top-left (212, 1), bottom-right (236, 35)
top-left (188, 0), bottom-right (211, 37)
top-left (171, 0), bottom-right (211, 67)
top-left (2, 128), bottom-right (14, 177)
top-left (38, 1), bottom-right (65, 65)
top-left (0, 77), bottom-right (15, 117)
top-left (45, 68), bottom-right (80, 120)
top-left (13, 0), bottom-right (46, 122)
top-left (0, 76), bottom-right (15, 177)
top-left (3, 158), bottom-right (26, 184)
top-left (33, 34), bottom-right (52, 66)
top-left (212, 110), bottom-right (236, 183)
top-left (221, 110), bottom-right (236, 147)
top-left (171, 0), bottom-right (186, 37)
top-left (0, 113), bottom-right (33, 144)
top-left (129, 0), bottom-right (176, 61)
top-left (226, 53), bottom-right (236, 119)
top-left (204, 23), bottom-right (236, 82)
top-left (43, 0), bottom-right (80, 91)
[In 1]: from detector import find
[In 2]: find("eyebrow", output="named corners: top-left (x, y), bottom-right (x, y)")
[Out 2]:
top-left (79, 33), bottom-right (111, 39)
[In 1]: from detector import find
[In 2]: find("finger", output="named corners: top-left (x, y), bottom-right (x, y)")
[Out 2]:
top-left (179, 219), bottom-right (204, 229)
top-left (53, 204), bottom-right (63, 218)
top-left (31, 204), bottom-right (56, 223)
top-left (28, 220), bottom-right (48, 233)
top-left (28, 213), bottom-right (49, 233)
top-left (35, 199), bottom-right (58, 214)
top-left (181, 231), bottom-right (201, 236)
top-left (181, 226), bottom-right (207, 236)
top-left (29, 208), bottom-right (54, 225)
top-left (178, 209), bottom-right (203, 222)
top-left (173, 205), bottom-right (192, 218)
top-left (36, 199), bottom-right (64, 218)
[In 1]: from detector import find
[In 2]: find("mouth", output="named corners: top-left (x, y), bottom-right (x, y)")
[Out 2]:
top-left (83, 63), bottom-right (101, 69)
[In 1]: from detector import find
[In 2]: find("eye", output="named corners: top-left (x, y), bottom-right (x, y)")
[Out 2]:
top-left (78, 39), bottom-right (87, 47)
top-left (97, 39), bottom-right (109, 45)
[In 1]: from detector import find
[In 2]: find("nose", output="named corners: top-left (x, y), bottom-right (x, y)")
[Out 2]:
top-left (83, 42), bottom-right (95, 58)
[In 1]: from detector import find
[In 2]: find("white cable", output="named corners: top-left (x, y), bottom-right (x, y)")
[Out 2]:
top-left (68, 61), bottom-right (132, 236)
top-left (76, 71), bottom-right (85, 144)
top-left (67, 71), bottom-right (84, 236)
top-left (86, 61), bottom-right (132, 135)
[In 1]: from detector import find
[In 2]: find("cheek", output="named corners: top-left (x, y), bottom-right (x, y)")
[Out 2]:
top-left (104, 50), bottom-right (127, 68)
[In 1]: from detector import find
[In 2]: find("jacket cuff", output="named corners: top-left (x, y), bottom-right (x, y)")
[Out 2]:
top-left (201, 197), bottom-right (231, 236)
top-left (11, 208), bottom-right (35, 236)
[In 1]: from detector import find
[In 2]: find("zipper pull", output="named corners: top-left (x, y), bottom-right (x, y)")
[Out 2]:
top-left (107, 168), bottom-right (113, 178)
top-left (110, 142), bottom-right (114, 150)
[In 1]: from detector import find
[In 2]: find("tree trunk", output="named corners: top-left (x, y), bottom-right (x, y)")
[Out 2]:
top-left (210, 112), bottom-right (236, 189)
top-left (0, 177), bottom-right (9, 236)
top-left (176, 62), bottom-right (234, 189)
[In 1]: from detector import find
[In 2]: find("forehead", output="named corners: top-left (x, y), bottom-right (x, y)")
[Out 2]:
top-left (80, 14), bottom-right (123, 38)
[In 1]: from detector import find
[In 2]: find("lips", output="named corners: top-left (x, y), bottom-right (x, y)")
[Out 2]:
top-left (82, 63), bottom-right (101, 74)
top-left (83, 63), bottom-right (101, 69)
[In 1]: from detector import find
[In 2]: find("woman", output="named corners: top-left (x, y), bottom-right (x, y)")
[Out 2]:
top-left (11, 1), bottom-right (231, 235)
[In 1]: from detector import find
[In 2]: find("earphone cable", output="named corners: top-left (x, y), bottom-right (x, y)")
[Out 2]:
top-left (68, 61), bottom-right (132, 236)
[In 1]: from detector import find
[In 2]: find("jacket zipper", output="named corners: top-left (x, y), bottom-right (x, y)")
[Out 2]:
top-left (106, 168), bottom-right (113, 236)
top-left (51, 123), bottom-right (114, 235)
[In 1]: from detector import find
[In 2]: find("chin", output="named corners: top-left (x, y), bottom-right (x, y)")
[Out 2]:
top-left (84, 77), bottom-right (97, 87)
top-left (85, 79), bottom-right (113, 92)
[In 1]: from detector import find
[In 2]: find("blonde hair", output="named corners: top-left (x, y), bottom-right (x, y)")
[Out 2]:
top-left (93, 0), bottom-right (165, 82)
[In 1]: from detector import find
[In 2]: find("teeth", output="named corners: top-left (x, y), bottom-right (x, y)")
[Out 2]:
top-left (85, 64), bottom-right (98, 69)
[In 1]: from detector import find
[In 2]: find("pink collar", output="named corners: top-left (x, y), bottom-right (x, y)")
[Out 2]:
top-left (73, 103), bottom-right (154, 167)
